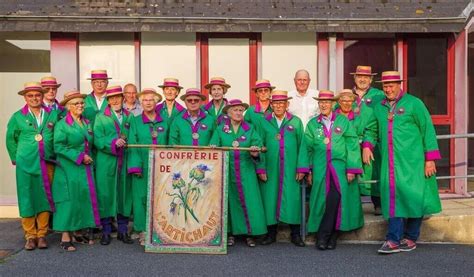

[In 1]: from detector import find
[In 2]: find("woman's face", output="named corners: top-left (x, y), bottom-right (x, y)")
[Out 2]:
top-left (140, 93), bottom-right (157, 112)
top-left (67, 98), bottom-right (85, 116)
top-left (255, 87), bottom-right (271, 101)
top-left (338, 96), bottom-right (354, 114)
top-left (210, 85), bottom-right (225, 100)
top-left (108, 95), bottom-right (124, 111)
top-left (227, 106), bottom-right (245, 122)
top-left (163, 87), bottom-right (179, 101)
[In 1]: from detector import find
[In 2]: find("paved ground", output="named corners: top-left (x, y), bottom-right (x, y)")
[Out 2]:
top-left (1, 220), bottom-right (473, 276)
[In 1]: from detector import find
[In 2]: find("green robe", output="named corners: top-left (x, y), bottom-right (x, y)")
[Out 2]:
top-left (6, 105), bottom-right (57, 217)
top-left (83, 92), bottom-right (108, 125)
top-left (244, 101), bottom-right (272, 127)
top-left (364, 92), bottom-right (442, 219)
top-left (156, 100), bottom-right (185, 126)
top-left (93, 106), bottom-right (133, 218)
top-left (128, 112), bottom-right (168, 232)
top-left (210, 121), bottom-right (267, 236)
top-left (299, 113), bottom-right (364, 232)
top-left (169, 110), bottom-right (216, 146)
top-left (203, 99), bottom-right (228, 125)
top-left (257, 113), bottom-right (309, 225)
top-left (52, 112), bottom-right (100, 231)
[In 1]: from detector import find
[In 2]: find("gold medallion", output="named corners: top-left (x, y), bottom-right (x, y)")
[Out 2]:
top-left (232, 140), bottom-right (239, 148)
top-left (192, 133), bottom-right (200, 140)
top-left (34, 134), bottom-right (43, 142)
top-left (388, 112), bottom-right (394, 120)
top-left (151, 131), bottom-right (158, 138)
top-left (275, 134), bottom-right (281, 140)
top-left (323, 137), bottom-right (330, 145)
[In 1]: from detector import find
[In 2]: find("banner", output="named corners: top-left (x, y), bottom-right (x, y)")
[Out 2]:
top-left (145, 149), bottom-right (228, 254)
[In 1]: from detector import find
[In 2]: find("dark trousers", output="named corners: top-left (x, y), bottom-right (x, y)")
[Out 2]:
top-left (267, 224), bottom-right (301, 238)
top-left (386, 217), bottom-right (423, 244)
top-left (371, 196), bottom-right (381, 208)
top-left (101, 214), bottom-right (129, 235)
top-left (317, 177), bottom-right (341, 242)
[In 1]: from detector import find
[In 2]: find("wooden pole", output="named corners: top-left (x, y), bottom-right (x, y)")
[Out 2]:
top-left (126, 144), bottom-right (267, 152)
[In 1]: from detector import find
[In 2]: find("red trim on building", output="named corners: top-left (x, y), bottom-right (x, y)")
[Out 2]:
top-left (50, 32), bottom-right (79, 97)
top-left (134, 32), bottom-right (141, 91)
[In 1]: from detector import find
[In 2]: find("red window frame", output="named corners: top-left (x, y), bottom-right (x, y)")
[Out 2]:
top-left (197, 33), bottom-right (261, 105)
top-left (401, 34), bottom-right (456, 193)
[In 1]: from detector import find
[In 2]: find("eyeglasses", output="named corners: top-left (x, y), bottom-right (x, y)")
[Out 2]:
top-left (186, 99), bottom-right (200, 104)
top-left (69, 101), bottom-right (85, 106)
top-left (92, 80), bottom-right (107, 85)
top-left (25, 94), bottom-right (42, 98)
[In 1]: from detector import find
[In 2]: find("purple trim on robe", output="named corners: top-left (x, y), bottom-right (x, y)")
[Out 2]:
top-left (84, 139), bottom-right (100, 226)
top-left (55, 99), bottom-right (65, 111)
top-left (104, 106), bottom-right (112, 116)
top-left (111, 138), bottom-right (119, 156)
top-left (255, 101), bottom-right (262, 113)
top-left (265, 112), bottom-right (273, 122)
top-left (361, 141), bottom-right (374, 151)
top-left (65, 112), bottom-right (74, 126)
top-left (38, 138), bottom-right (55, 212)
top-left (128, 167), bottom-right (142, 174)
top-left (204, 101), bottom-right (213, 111)
top-left (346, 168), bottom-right (363, 174)
top-left (75, 152), bottom-right (85, 165)
top-left (233, 150), bottom-right (252, 234)
top-left (256, 168), bottom-right (266, 174)
top-left (276, 126), bottom-right (285, 221)
top-left (425, 150), bottom-right (441, 161)
top-left (285, 112), bottom-right (293, 121)
top-left (241, 121), bottom-right (250, 132)
top-left (328, 165), bottom-right (343, 230)
top-left (296, 168), bottom-right (310, 173)
top-left (175, 101), bottom-right (185, 112)
top-left (335, 108), bottom-right (355, 121)
top-left (21, 104), bottom-right (29, 115)
top-left (387, 118), bottom-right (396, 218)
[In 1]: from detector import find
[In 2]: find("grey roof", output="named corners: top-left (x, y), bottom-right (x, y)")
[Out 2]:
top-left (0, 0), bottom-right (472, 33)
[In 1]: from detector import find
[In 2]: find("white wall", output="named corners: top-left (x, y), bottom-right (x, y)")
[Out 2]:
top-left (261, 32), bottom-right (317, 92)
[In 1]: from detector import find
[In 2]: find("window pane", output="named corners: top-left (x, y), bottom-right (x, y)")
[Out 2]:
top-left (407, 37), bottom-right (447, 115)
top-left (0, 32), bottom-right (51, 203)
top-left (435, 125), bottom-right (451, 190)
top-left (343, 39), bottom-right (395, 89)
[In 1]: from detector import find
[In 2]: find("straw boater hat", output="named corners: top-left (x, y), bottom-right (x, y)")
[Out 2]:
top-left (60, 90), bottom-right (87, 106)
top-left (253, 79), bottom-right (275, 91)
top-left (204, 77), bottom-right (231, 90)
top-left (105, 85), bottom-right (123, 98)
top-left (350, 65), bottom-right (377, 76)
top-left (222, 99), bottom-right (249, 114)
top-left (18, 82), bottom-right (46, 96)
top-left (270, 90), bottom-right (292, 101)
top-left (179, 88), bottom-right (207, 101)
top-left (314, 90), bottom-right (337, 101)
top-left (40, 76), bottom-right (61, 88)
top-left (158, 78), bottom-right (183, 90)
top-left (376, 71), bottom-right (405, 83)
top-left (87, 70), bottom-right (112, 80)
top-left (337, 89), bottom-right (356, 100)
top-left (137, 88), bottom-right (163, 102)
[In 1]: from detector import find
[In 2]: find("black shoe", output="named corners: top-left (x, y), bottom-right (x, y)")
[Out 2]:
top-left (326, 234), bottom-right (337, 250)
top-left (260, 235), bottom-right (276, 245)
top-left (100, 234), bottom-right (112, 245)
top-left (117, 233), bottom-right (134, 244)
top-left (291, 235), bottom-right (306, 247)
top-left (316, 240), bottom-right (327, 250)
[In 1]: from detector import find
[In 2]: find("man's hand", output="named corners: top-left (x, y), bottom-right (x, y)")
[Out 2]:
top-left (347, 173), bottom-right (355, 183)
top-left (425, 161), bottom-right (437, 177)
top-left (115, 138), bottom-right (127, 148)
top-left (249, 146), bottom-right (260, 157)
top-left (362, 148), bottom-right (374, 165)
top-left (258, 173), bottom-right (267, 182)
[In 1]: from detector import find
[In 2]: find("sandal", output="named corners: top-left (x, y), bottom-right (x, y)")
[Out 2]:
top-left (59, 241), bottom-right (76, 252)
top-left (72, 234), bottom-right (90, 245)
top-left (246, 237), bottom-right (256, 247)
top-left (227, 236), bottom-right (235, 246)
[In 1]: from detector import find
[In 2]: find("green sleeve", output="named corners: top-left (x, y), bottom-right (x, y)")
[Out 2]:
top-left (299, 122), bottom-right (314, 171)
top-left (209, 128), bottom-right (221, 146)
top-left (344, 119), bottom-right (363, 173)
top-left (54, 123), bottom-right (85, 165)
top-left (413, 98), bottom-right (441, 161)
top-left (126, 116), bottom-right (143, 173)
top-left (362, 108), bottom-right (378, 150)
top-left (168, 118), bottom-right (180, 146)
top-left (5, 115), bottom-right (19, 164)
top-left (93, 115), bottom-right (118, 156)
top-left (250, 128), bottom-right (266, 173)
top-left (296, 119), bottom-right (310, 173)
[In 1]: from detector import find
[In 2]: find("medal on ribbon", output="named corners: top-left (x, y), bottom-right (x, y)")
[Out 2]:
top-left (323, 137), bottom-right (330, 145)
top-left (232, 140), bottom-right (239, 148)
top-left (275, 134), bottom-right (281, 140)
top-left (34, 134), bottom-right (43, 142)
top-left (192, 133), bottom-right (200, 140)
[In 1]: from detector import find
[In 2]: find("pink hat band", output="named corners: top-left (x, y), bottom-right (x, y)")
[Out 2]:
top-left (185, 89), bottom-right (200, 95)
top-left (41, 80), bottom-right (59, 86)
top-left (210, 80), bottom-right (225, 85)
top-left (228, 99), bottom-right (244, 105)
top-left (381, 75), bottom-right (402, 81)
top-left (319, 92), bottom-right (335, 98)
top-left (357, 69), bottom-right (372, 74)
top-left (162, 81), bottom-right (180, 87)
top-left (106, 87), bottom-right (122, 94)
top-left (271, 95), bottom-right (289, 100)
top-left (25, 85), bottom-right (43, 91)
top-left (91, 73), bottom-right (109, 79)
top-left (255, 82), bottom-right (272, 88)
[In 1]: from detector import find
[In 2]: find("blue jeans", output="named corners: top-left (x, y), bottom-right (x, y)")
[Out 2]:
top-left (386, 217), bottom-right (423, 244)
